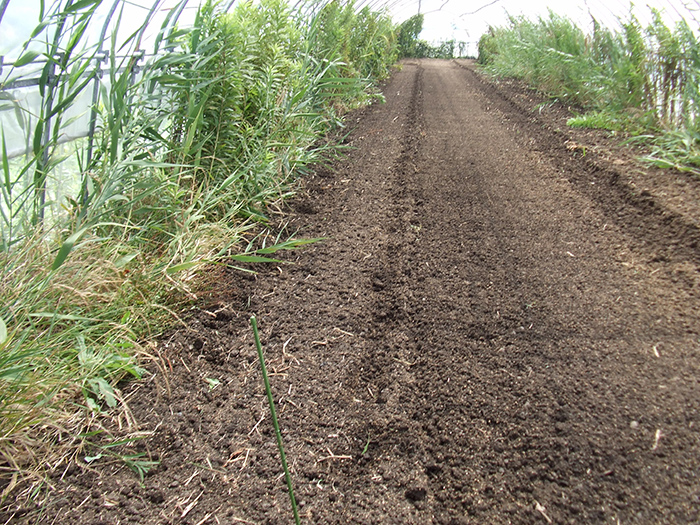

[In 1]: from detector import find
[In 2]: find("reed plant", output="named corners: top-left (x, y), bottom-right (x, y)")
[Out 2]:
top-left (478, 8), bottom-right (700, 175)
top-left (305, 0), bottom-right (397, 88)
top-left (397, 14), bottom-right (424, 58)
top-left (0, 0), bottom-right (399, 503)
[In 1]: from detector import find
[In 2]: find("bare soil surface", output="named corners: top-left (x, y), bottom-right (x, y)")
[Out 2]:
top-left (5, 59), bottom-right (700, 524)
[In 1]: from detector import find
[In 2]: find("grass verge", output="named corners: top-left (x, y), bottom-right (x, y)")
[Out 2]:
top-left (0, 0), bottom-right (404, 505)
top-left (477, 8), bottom-right (700, 175)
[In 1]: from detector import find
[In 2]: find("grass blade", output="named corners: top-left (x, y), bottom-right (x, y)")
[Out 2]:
top-left (250, 316), bottom-right (300, 525)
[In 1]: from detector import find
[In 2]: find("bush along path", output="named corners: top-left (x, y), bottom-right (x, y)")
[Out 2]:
top-left (7, 58), bottom-right (700, 524)
top-left (0, 0), bottom-right (400, 500)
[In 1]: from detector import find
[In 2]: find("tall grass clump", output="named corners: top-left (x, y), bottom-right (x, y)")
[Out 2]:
top-left (478, 8), bottom-right (700, 175)
top-left (396, 13), bottom-right (468, 59)
top-left (0, 0), bottom-right (399, 504)
top-left (304, 0), bottom-right (398, 102)
top-left (397, 14), bottom-right (424, 58)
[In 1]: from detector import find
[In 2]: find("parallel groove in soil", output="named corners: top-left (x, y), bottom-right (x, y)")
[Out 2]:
top-left (453, 60), bottom-right (700, 268)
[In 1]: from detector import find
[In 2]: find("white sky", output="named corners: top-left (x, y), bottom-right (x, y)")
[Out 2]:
top-left (387, 0), bottom-right (700, 45)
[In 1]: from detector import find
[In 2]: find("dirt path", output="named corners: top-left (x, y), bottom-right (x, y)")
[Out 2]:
top-left (10, 59), bottom-right (700, 524)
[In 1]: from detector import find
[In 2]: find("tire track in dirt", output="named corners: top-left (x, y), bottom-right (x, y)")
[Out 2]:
top-left (453, 59), bottom-right (700, 269)
top-left (386, 60), bottom-right (700, 524)
top-left (329, 59), bottom-right (700, 523)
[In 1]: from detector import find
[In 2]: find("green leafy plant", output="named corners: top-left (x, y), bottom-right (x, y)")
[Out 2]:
top-left (567, 111), bottom-right (625, 132)
top-left (83, 434), bottom-right (160, 482)
top-left (478, 8), bottom-right (700, 175)
top-left (0, 0), bottom-right (401, 504)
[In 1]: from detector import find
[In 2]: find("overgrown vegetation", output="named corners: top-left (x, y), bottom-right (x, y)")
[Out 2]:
top-left (397, 14), bottom-right (424, 57)
top-left (0, 0), bottom-right (398, 501)
top-left (397, 14), bottom-right (469, 59)
top-left (309, 0), bottom-right (398, 81)
top-left (477, 9), bottom-right (700, 174)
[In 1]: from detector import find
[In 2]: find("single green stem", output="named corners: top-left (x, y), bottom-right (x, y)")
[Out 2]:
top-left (250, 316), bottom-right (301, 525)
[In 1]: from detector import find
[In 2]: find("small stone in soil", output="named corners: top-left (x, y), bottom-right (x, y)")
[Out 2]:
top-left (405, 488), bottom-right (427, 502)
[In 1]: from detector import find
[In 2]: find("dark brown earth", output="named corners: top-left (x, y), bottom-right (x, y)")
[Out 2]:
top-left (5, 59), bottom-right (700, 524)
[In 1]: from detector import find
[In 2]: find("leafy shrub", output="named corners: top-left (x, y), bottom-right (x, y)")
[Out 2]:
top-left (478, 8), bottom-right (700, 175)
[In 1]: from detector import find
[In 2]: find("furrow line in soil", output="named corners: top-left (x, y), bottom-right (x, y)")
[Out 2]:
top-left (397, 59), bottom-right (700, 523)
top-left (454, 60), bottom-right (700, 268)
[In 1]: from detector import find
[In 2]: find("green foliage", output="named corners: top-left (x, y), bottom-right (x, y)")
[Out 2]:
top-left (397, 14), bottom-right (466, 60)
top-left (479, 8), bottom-right (700, 175)
top-left (0, 0), bottom-right (400, 500)
top-left (411, 39), bottom-right (465, 59)
top-left (478, 30), bottom-right (498, 65)
top-left (397, 14), bottom-right (423, 58)
top-left (643, 129), bottom-right (700, 175)
top-left (307, 0), bottom-right (397, 82)
top-left (567, 111), bottom-right (625, 131)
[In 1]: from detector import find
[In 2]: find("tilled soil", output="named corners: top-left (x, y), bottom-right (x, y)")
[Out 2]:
top-left (7, 59), bottom-right (700, 524)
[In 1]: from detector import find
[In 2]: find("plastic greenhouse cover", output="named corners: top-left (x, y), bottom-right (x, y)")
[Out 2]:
top-left (381, 0), bottom-right (700, 51)
top-left (0, 0), bottom-right (201, 158)
top-left (1, 0), bottom-right (201, 57)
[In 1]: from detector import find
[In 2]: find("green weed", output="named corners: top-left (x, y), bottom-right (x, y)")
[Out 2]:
top-left (478, 8), bottom-right (700, 174)
top-left (251, 316), bottom-right (300, 525)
